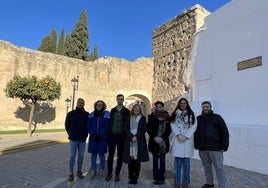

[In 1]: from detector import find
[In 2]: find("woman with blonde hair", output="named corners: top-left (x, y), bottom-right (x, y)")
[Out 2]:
top-left (123, 103), bottom-right (149, 185)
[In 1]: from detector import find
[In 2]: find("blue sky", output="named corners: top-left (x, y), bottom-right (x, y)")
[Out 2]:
top-left (0, 0), bottom-right (230, 61)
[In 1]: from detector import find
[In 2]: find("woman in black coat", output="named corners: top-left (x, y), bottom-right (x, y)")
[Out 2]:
top-left (147, 101), bottom-right (171, 185)
top-left (123, 104), bottom-right (149, 185)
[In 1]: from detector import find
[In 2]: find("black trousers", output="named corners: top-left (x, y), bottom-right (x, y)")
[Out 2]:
top-left (128, 158), bottom-right (141, 180)
top-left (107, 134), bottom-right (124, 175)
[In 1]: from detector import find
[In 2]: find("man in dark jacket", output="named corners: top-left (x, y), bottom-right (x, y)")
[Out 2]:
top-left (105, 94), bottom-right (130, 182)
top-left (65, 98), bottom-right (89, 182)
top-left (194, 101), bottom-right (229, 188)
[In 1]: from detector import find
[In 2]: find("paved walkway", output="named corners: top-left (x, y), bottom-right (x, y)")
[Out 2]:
top-left (0, 132), bottom-right (268, 188)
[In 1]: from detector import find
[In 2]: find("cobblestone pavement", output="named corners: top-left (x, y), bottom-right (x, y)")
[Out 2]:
top-left (0, 133), bottom-right (268, 188)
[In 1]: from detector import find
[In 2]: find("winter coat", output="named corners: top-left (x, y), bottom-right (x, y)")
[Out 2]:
top-left (170, 118), bottom-right (197, 158)
top-left (194, 112), bottom-right (229, 151)
top-left (123, 115), bottom-right (149, 163)
top-left (65, 108), bottom-right (89, 142)
top-left (147, 113), bottom-right (171, 154)
top-left (87, 110), bottom-right (110, 154)
top-left (108, 106), bottom-right (130, 137)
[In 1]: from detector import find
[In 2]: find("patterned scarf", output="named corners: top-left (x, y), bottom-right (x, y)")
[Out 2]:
top-left (129, 115), bottom-right (141, 159)
top-left (175, 109), bottom-right (192, 128)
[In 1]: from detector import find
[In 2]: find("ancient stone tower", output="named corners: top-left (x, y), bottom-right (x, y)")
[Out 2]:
top-left (152, 4), bottom-right (209, 110)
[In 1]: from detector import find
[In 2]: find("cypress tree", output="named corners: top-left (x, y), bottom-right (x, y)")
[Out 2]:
top-left (38, 29), bottom-right (57, 53)
top-left (93, 44), bottom-right (99, 60)
top-left (38, 35), bottom-right (50, 52)
top-left (57, 29), bottom-right (65, 55)
top-left (65, 10), bottom-right (89, 60)
top-left (50, 29), bottom-right (57, 53)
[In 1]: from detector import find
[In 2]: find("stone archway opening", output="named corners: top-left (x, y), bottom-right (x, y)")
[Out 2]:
top-left (125, 94), bottom-right (152, 117)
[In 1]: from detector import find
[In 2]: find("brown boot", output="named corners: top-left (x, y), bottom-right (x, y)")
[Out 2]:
top-left (174, 184), bottom-right (180, 188)
top-left (182, 184), bottom-right (188, 188)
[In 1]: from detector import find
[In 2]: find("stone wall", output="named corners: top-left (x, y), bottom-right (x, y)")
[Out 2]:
top-left (152, 4), bottom-right (209, 111)
top-left (0, 41), bottom-right (153, 130)
top-left (0, 4), bottom-right (209, 130)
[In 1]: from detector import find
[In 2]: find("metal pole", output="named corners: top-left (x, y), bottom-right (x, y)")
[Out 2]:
top-left (72, 86), bottom-right (75, 110)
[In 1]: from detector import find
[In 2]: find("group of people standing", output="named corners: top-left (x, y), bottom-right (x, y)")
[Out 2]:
top-left (65, 94), bottom-right (229, 188)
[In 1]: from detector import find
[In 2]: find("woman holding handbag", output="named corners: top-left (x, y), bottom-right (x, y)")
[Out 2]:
top-left (147, 101), bottom-right (171, 185)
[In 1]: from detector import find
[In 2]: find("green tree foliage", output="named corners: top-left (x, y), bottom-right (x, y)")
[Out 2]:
top-left (4, 75), bottom-right (61, 136)
top-left (57, 29), bottom-right (65, 55)
top-left (93, 44), bottom-right (99, 60)
top-left (65, 10), bottom-right (89, 60)
top-left (38, 29), bottom-right (57, 53)
top-left (86, 44), bottom-right (99, 61)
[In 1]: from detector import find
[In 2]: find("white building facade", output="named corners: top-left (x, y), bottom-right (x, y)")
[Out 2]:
top-left (191, 0), bottom-right (268, 175)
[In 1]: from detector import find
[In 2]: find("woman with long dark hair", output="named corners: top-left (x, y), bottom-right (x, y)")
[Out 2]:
top-left (170, 98), bottom-right (197, 188)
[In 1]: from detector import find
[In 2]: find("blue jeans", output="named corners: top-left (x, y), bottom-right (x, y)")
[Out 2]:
top-left (174, 157), bottom-right (190, 184)
top-left (69, 140), bottom-right (86, 175)
top-left (91, 153), bottom-right (105, 171)
top-left (152, 153), bottom-right (166, 181)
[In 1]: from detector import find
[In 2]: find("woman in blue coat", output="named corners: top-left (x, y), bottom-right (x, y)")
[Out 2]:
top-left (87, 100), bottom-right (110, 179)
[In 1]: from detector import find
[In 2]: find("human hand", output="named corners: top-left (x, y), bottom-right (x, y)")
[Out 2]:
top-left (154, 136), bottom-right (163, 143)
top-left (132, 136), bottom-right (137, 142)
top-left (93, 134), bottom-right (101, 142)
top-left (177, 135), bottom-right (187, 143)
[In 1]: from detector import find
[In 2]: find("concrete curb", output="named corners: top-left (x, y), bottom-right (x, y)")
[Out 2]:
top-left (41, 177), bottom-right (68, 188)
top-left (0, 138), bottom-right (68, 155)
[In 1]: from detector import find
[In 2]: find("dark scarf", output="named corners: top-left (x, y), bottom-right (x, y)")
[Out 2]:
top-left (94, 108), bottom-right (105, 117)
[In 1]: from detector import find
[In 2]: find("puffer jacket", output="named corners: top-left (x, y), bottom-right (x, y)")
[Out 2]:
top-left (194, 112), bottom-right (229, 151)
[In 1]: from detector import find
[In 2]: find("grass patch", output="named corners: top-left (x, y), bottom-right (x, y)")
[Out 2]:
top-left (0, 129), bottom-right (65, 135)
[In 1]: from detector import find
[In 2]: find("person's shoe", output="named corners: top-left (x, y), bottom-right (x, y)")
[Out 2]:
top-left (98, 169), bottom-right (104, 179)
top-left (158, 180), bottom-right (165, 185)
top-left (133, 179), bottom-right (137, 184)
top-left (76, 171), bottom-right (84, 179)
top-left (115, 175), bottom-right (120, 182)
top-left (153, 179), bottom-right (159, 185)
top-left (174, 184), bottom-right (180, 188)
top-left (128, 179), bottom-right (134, 184)
top-left (201, 184), bottom-right (214, 188)
top-left (105, 174), bottom-right (112, 181)
top-left (68, 173), bottom-right (74, 182)
top-left (89, 170), bottom-right (96, 179)
top-left (182, 184), bottom-right (188, 188)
